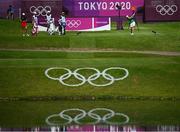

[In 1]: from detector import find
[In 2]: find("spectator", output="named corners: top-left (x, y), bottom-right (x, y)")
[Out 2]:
top-left (32, 12), bottom-right (38, 36)
top-left (7, 5), bottom-right (14, 20)
top-left (48, 18), bottom-right (55, 35)
top-left (58, 12), bottom-right (66, 35)
top-left (46, 11), bottom-right (52, 32)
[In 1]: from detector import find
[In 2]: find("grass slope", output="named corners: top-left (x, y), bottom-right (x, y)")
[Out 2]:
top-left (0, 19), bottom-right (180, 51)
top-left (0, 51), bottom-right (179, 100)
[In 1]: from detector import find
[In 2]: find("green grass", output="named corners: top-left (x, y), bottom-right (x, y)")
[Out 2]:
top-left (0, 20), bottom-right (180, 127)
top-left (0, 50), bottom-right (179, 99)
top-left (0, 19), bottom-right (180, 51)
top-left (0, 50), bottom-right (166, 59)
top-left (0, 100), bottom-right (180, 127)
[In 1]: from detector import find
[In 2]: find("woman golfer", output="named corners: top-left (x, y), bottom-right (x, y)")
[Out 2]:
top-left (21, 13), bottom-right (29, 36)
top-left (126, 9), bottom-right (136, 35)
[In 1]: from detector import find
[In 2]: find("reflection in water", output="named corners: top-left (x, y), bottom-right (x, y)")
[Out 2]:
top-left (0, 100), bottom-right (180, 130)
top-left (46, 108), bottom-right (129, 126)
top-left (1, 125), bottom-right (180, 132)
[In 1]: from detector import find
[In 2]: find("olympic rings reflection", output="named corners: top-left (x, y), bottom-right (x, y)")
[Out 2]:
top-left (46, 108), bottom-right (130, 126)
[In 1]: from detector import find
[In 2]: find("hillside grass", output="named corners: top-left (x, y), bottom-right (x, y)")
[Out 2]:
top-left (0, 50), bottom-right (179, 99)
top-left (0, 19), bottom-right (180, 51)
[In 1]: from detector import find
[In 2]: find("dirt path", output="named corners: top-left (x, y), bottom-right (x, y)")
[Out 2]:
top-left (0, 48), bottom-right (180, 56)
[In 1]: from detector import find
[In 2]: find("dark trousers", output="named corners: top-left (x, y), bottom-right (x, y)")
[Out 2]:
top-left (59, 25), bottom-right (66, 35)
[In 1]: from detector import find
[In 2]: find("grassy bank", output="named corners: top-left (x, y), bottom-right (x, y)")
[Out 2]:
top-left (0, 51), bottom-right (179, 100)
top-left (0, 20), bottom-right (180, 51)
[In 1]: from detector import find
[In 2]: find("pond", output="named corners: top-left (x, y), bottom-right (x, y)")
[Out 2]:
top-left (0, 100), bottom-right (180, 131)
top-left (1, 125), bottom-right (180, 131)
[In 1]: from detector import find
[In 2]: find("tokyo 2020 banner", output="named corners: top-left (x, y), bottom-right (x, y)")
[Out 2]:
top-left (64, 0), bottom-right (144, 17)
top-left (144, 0), bottom-right (180, 21)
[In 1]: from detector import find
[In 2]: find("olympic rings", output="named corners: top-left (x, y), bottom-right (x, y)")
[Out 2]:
top-left (59, 109), bottom-right (86, 124)
top-left (45, 67), bottom-right (71, 81)
top-left (66, 20), bottom-right (81, 28)
top-left (45, 67), bottom-right (129, 87)
top-left (87, 108), bottom-right (115, 124)
top-left (102, 67), bottom-right (129, 81)
top-left (45, 108), bottom-right (130, 126)
top-left (30, 6), bottom-right (51, 16)
top-left (105, 113), bottom-right (129, 125)
top-left (156, 5), bottom-right (178, 16)
top-left (46, 114), bottom-right (61, 126)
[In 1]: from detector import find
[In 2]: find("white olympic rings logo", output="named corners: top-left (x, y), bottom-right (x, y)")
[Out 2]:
top-left (156, 5), bottom-right (178, 16)
top-left (30, 6), bottom-right (51, 16)
top-left (46, 108), bottom-right (130, 126)
top-left (66, 20), bottom-right (81, 28)
top-left (45, 67), bottom-right (129, 87)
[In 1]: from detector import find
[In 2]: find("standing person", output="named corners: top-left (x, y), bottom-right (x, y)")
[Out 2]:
top-left (126, 11), bottom-right (136, 35)
top-left (32, 12), bottom-right (38, 36)
top-left (46, 11), bottom-right (52, 32)
top-left (48, 18), bottom-right (55, 35)
top-left (58, 12), bottom-right (66, 35)
top-left (6, 5), bottom-right (14, 20)
top-left (21, 13), bottom-right (29, 36)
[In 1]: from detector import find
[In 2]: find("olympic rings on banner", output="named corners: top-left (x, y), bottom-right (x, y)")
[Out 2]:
top-left (45, 67), bottom-right (129, 87)
top-left (30, 6), bottom-right (51, 16)
top-left (156, 5), bottom-right (178, 16)
top-left (45, 108), bottom-right (130, 126)
top-left (66, 20), bottom-right (81, 28)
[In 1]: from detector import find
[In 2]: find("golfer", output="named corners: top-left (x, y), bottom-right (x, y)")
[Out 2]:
top-left (21, 13), bottom-right (29, 36)
top-left (126, 12), bottom-right (136, 35)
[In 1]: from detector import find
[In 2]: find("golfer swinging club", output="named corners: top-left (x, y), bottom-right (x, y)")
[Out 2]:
top-left (126, 7), bottom-right (136, 35)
